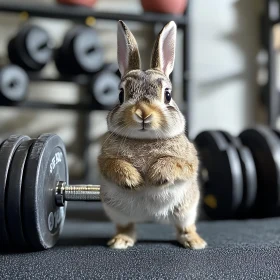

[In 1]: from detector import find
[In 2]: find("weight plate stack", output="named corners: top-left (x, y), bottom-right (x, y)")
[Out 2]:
top-left (8, 25), bottom-right (53, 72)
top-left (0, 135), bottom-right (29, 250)
top-left (22, 134), bottom-right (68, 250)
top-left (219, 131), bottom-right (257, 217)
top-left (239, 126), bottom-right (280, 217)
top-left (0, 65), bottom-right (29, 104)
top-left (6, 138), bottom-right (34, 249)
top-left (195, 131), bottom-right (243, 219)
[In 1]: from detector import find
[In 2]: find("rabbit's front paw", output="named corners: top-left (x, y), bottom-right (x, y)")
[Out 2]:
top-left (147, 157), bottom-right (193, 186)
top-left (117, 160), bottom-right (144, 189)
top-left (99, 158), bottom-right (143, 189)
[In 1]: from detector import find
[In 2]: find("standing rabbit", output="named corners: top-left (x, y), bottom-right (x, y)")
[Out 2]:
top-left (98, 20), bottom-right (207, 250)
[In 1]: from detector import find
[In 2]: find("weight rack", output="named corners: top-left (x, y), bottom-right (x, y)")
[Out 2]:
top-left (0, 1), bottom-right (190, 182)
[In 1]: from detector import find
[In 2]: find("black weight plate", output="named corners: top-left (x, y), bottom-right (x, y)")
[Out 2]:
top-left (72, 27), bottom-right (103, 73)
top-left (90, 70), bottom-right (120, 109)
top-left (0, 135), bottom-right (29, 250)
top-left (55, 26), bottom-right (103, 75)
top-left (194, 131), bottom-right (243, 219)
top-left (0, 65), bottom-right (29, 104)
top-left (55, 26), bottom-right (81, 75)
top-left (219, 131), bottom-right (257, 215)
top-left (239, 126), bottom-right (280, 217)
top-left (8, 25), bottom-right (41, 71)
top-left (22, 134), bottom-right (68, 250)
top-left (6, 138), bottom-right (33, 248)
top-left (24, 25), bottom-right (53, 69)
top-left (8, 25), bottom-right (52, 71)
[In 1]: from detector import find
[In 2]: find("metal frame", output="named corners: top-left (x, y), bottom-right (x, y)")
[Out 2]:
top-left (263, 0), bottom-right (279, 127)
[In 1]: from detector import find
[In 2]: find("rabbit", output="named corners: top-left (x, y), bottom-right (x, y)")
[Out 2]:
top-left (98, 20), bottom-right (207, 250)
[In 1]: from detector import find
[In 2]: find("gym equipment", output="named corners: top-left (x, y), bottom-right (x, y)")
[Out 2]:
top-left (0, 65), bottom-right (29, 104)
top-left (8, 25), bottom-right (53, 72)
top-left (0, 135), bottom-right (30, 248)
top-left (239, 127), bottom-right (280, 217)
top-left (195, 126), bottom-right (280, 220)
top-left (88, 67), bottom-right (121, 110)
top-left (0, 134), bottom-right (101, 251)
top-left (195, 131), bottom-right (243, 219)
top-left (55, 25), bottom-right (104, 75)
top-left (220, 131), bottom-right (257, 216)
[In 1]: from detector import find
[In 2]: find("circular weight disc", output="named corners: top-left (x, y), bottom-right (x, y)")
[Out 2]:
top-left (195, 131), bottom-right (243, 219)
top-left (6, 138), bottom-right (33, 248)
top-left (22, 134), bottom-right (68, 250)
top-left (0, 135), bottom-right (30, 250)
top-left (25, 26), bottom-right (53, 69)
top-left (219, 131), bottom-right (257, 215)
top-left (239, 127), bottom-right (280, 216)
top-left (8, 25), bottom-right (42, 71)
top-left (0, 65), bottom-right (29, 103)
top-left (91, 70), bottom-right (120, 109)
top-left (73, 27), bottom-right (103, 73)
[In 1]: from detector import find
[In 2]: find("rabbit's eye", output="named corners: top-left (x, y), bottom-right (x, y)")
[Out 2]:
top-left (119, 88), bottom-right (124, 104)
top-left (165, 88), bottom-right (172, 103)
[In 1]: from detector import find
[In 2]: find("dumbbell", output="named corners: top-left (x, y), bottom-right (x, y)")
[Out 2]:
top-left (88, 63), bottom-right (121, 110)
top-left (195, 126), bottom-right (280, 219)
top-left (0, 134), bottom-right (101, 251)
top-left (0, 64), bottom-right (29, 104)
top-left (55, 25), bottom-right (104, 75)
top-left (8, 25), bottom-right (53, 72)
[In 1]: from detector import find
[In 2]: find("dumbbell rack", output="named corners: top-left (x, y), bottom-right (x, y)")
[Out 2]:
top-left (0, 2), bottom-right (190, 183)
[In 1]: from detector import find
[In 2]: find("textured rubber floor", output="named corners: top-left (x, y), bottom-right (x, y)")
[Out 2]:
top-left (1, 202), bottom-right (280, 280)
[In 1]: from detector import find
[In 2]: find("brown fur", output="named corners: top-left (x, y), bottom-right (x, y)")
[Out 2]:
top-left (98, 158), bottom-right (143, 189)
top-left (99, 133), bottom-right (198, 187)
top-left (99, 21), bottom-right (207, 250)
top-left (147, 156), bottom-right (197, 186)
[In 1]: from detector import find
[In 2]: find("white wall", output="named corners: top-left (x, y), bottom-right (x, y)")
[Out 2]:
top-left (189, 0), bottom-right (261, 138)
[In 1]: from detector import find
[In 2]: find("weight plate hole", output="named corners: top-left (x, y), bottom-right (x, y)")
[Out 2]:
top-left (86, 46), bottom-right (96, 54)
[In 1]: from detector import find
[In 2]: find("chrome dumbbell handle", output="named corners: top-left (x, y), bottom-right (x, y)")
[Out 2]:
top-left (55, 181), bottom-right (101, 206)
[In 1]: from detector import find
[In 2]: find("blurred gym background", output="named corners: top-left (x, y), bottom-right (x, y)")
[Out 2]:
top-left (0, 1), bottom-right (268, 192)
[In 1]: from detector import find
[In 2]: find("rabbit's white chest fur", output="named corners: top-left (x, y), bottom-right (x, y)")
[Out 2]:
top-left (101, 179), bottom-right (192, 223)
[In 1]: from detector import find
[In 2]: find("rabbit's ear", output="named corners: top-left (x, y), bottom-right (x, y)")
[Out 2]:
top-left (150, 21), bottom-right (177, 77)
top-left (117, 20), bottom-right (141, 77)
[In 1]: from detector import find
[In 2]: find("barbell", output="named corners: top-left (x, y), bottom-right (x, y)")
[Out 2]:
top-left (0, 134), bottom-right (101, 251)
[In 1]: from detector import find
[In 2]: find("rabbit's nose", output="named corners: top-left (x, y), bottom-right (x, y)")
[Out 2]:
top-left (134, 109), bottom-right (153, 123)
